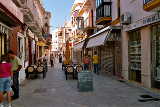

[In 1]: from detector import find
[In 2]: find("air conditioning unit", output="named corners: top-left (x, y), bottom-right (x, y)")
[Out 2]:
top-left (121, 12), bottom-right (131, 25)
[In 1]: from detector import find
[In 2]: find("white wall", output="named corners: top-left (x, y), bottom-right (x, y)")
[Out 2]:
top-left (121, 0), bottom-right (154, 22)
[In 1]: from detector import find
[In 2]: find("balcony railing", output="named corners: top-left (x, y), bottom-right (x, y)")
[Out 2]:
top-left (96, 3), bottom-right (112, 25)
top-left (22, 0), bottom-right (43, 30)
top-left (0, 0), bottom-right (23, 23)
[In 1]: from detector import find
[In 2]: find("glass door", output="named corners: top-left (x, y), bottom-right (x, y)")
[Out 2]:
top-left (151, 25), bottom-right (160, 88)
top-left (128, 30), bottom-right (141, 83)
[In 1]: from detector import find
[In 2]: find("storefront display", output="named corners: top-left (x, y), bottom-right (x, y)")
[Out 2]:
top-left (101, 42), bottom-right (114, 73)
top-left (128, 30), bottom-right (141, 82)
top-left (151, 25), bottom-right (160, 88)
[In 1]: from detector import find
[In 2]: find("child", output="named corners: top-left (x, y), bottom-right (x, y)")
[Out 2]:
top-left (0, 55), bottom-right (12, 107)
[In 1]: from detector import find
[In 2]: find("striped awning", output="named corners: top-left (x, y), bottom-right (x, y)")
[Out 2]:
top-left (73, 41), bottom-right (85, 50)
top-left (86, 26), bottom-right (121, 48)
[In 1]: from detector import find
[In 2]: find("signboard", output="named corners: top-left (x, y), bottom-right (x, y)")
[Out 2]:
top-left (124, 12), bottom-right (160, 31)
top-left (78, 71), bottom-right (93, 92)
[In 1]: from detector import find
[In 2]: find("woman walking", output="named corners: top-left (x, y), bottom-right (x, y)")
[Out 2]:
top-left (0, 55), bottom-right (13, 107)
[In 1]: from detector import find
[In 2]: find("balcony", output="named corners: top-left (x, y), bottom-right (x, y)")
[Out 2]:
top-left (21, 0), bottom-right (34, 23)
top-left (0, 0), bottom-right (23, 23)
top-left (96, 1), bottom-right (112, 25)
top-left (12, 0), bottom-right (25, 7)
top-left (21, 0), bottom-right (42, 33)
top-left (144, 0), bottom-right (160, 11)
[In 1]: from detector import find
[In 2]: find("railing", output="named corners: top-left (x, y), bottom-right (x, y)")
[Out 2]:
top-left (24, 0), bottom-right (43, 28)
top-left (0, 0), bottom-right (23, 23)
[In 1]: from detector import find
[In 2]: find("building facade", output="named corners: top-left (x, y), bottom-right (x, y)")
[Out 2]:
top-left (121, 0), bottom-right (160, 89)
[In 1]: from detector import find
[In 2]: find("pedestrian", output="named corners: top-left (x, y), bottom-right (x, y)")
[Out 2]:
top-left (92, 51), bottom-right (99, 74)
top-left (50, 54), bottom-right (55, 67)
top-left (43, 54), bottom-right (48, 62)
top-left (8, 50), bottom-right (22, 100)
top-left (59, 54), bottom-right (62, 63)
top-left (88, 55), bottom-right (91, 70)
top-left (83, 54), bottom-right (90, 70)
top-left (0, 55), bottom-right (13, 107)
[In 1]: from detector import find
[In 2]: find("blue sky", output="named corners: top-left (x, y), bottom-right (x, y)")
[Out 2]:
top-left (43, 0), bottom-right (75, 32)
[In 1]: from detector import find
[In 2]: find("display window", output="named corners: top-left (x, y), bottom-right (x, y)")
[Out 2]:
top-left (151, 25), bottom-right (160, 83)
top-left (128, 30), bottom-right (141, 82)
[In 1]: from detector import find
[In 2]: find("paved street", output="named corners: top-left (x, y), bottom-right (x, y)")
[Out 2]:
top-left (12, 60), bottom-right (160, 107)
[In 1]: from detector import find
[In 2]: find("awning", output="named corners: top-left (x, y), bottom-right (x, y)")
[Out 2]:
top-left (87, 32), bottom-right (107, 48)
top-left (37, 41), bottom-right (46, 46)
top-left (73, 41), bottom-right (85, 50)
top-left (86, 26), bottom-right (121, 48)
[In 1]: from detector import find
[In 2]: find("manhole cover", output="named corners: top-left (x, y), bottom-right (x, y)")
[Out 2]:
top-left (33, 88), bottom-right (48, 94)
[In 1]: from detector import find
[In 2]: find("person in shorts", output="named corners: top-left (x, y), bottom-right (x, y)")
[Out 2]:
top-left (0, 55), bottom-right (13, 107)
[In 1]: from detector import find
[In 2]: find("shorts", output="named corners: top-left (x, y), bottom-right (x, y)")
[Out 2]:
top-left (0, 77), bottom-right (12, 92)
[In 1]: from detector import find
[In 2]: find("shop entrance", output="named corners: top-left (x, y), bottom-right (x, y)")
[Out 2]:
top-left (151, 25), bottom-right (160, 88)
top-left (128, 30), bottom-right (141, 83)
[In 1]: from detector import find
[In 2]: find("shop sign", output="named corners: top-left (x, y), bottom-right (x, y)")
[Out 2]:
top-left (124, 12), bottom-right (160, 31)
top-left (143, 12), bottom-right (160, 25)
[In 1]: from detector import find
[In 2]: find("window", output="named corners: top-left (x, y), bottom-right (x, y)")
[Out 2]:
top-left (144, 0), bottom-right (152, 4)
top-left (96, 0), bottom-right (111, 19)
top-left (104, 5), bottom-right (111, 17)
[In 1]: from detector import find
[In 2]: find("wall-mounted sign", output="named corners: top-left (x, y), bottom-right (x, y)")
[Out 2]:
top-left (124, 12), bottom-right (160, 31)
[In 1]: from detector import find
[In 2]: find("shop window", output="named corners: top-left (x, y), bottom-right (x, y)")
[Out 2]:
top-left (151, 25), bottom-right (160, 88)
top-left (128, 30), bottom-right (141, 83)
top-left (0, 33), bottom-right (7, 61)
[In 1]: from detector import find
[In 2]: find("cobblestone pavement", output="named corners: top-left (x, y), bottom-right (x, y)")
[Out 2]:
top-left (12, 60), bottom-right (160, 107)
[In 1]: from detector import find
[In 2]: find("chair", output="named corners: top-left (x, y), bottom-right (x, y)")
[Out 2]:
top-left (25, 66), bottom-right (35, 79)
top-left (65, 65), bottom-right (74, 80)
top-left (74, 64), bottom-right (83, 79)
top-left (36, 66), bottom-right (46, 79)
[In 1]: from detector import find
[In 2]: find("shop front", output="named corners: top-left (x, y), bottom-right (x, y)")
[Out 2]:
top-left (128, 30), bottom-right (141, 83)
top-left (122, 12), bottom-right (160, 88)
top-left (151, 24), bottom-right (160, 89)
top-left (37, 40), bottom-right (46, 58)
top-left (27, 29), bottom-right (35, 65)
top-left (0, 23), bottom-right (10, 58)
top-left (86, 26), bottom-right (122, 77)
top-left (73, 41), bottom-right (85, 64)
top-left (0, 0), bottom-right (23, 58)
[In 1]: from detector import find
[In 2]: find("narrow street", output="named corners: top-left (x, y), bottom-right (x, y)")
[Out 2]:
top-left (12, 59), bottom-right (160, 107)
